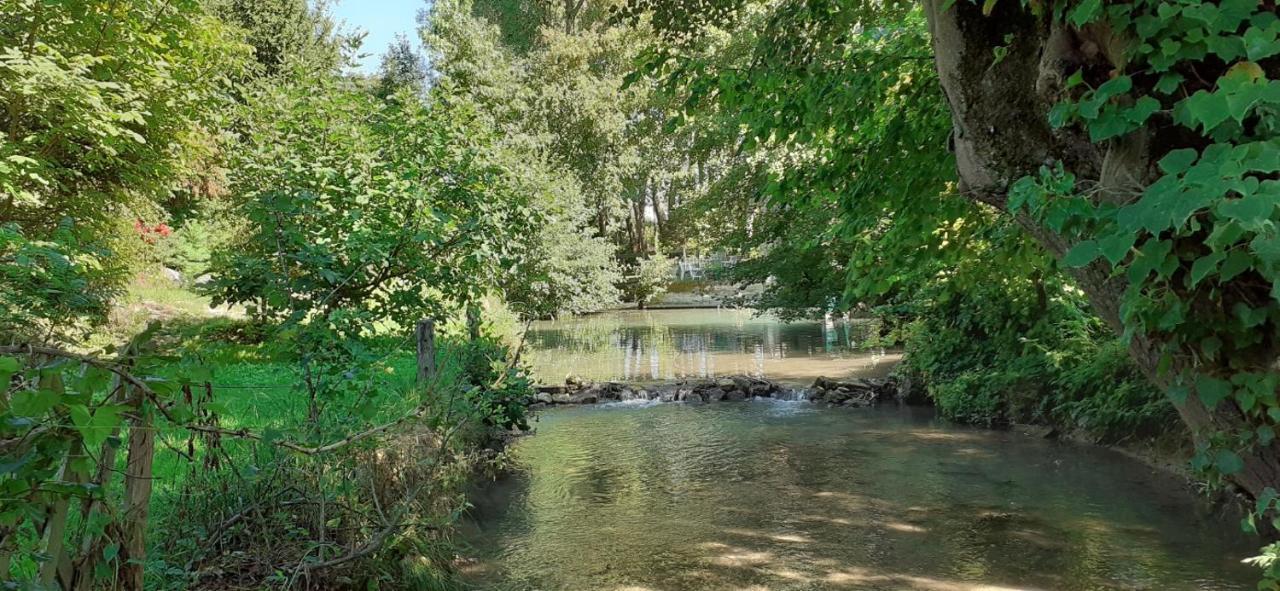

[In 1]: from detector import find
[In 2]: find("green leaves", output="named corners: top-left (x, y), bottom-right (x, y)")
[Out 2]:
top-left (69, 404), bottom-right (122, 449)
top-left (1158, 148), bottom-right (1198, 175)
top-left (0, 356), bottom-right (18, 385)
top-left (1098, 232), bottom-right (1134, 266)
top-left (1196, 374), bottom-right (1233, 409)
top-left (1063, 240), bottom-right (1100, 267)
top-left (1189, 251), bottom-right (1224, 287)
top-left (1068, 0), bottom-right (1102, 27)
top-left (10, 388), bottom-right (60, 418)
top-left (1216, 449), bottom-right (1246, 475)
top-left (1181, 90), bottom-right (1231, 133)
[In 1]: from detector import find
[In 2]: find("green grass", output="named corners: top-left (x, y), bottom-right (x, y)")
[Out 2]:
top-left (73, 279), bottom-right (525, 588)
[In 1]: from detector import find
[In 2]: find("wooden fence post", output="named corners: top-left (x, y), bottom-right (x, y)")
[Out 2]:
top-left (416, 319), bottom-right (436, 384)
top-left (120, 398), bottom-right (156, 591)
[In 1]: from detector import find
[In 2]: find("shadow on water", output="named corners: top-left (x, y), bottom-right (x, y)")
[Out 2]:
top-left (460, 403), bottom-right (1257, 591)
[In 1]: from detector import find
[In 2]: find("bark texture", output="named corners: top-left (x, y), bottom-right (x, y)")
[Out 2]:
top-left (923, 0), bottom-right (1280, 498)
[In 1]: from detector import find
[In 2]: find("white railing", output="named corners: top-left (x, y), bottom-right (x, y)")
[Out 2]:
top-left (674, 254), bottom-right (741, 279)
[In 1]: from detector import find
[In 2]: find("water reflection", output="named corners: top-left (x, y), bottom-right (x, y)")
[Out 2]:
top-left (524, 309), bottom-right (895, 385)
top-left (462, 404), bottom-right (1256, 591)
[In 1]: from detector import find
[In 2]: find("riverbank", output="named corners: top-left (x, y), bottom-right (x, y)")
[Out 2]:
top-left (50, 278), bottom-right (537, 589)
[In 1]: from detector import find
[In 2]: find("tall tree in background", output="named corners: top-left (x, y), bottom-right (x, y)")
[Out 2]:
top-left (374, 34), bottom-right (429, 98)
top-left (210, 0), bottom-right (343, 79)
top-left (423, 0), bottom-right (627, 314)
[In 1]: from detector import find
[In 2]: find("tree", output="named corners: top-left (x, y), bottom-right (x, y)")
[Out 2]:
top-left (422, 0), bottom-right (626, 315)
top-left (208, 79), bottom-right (531, 329)
top-left (0, 0), bottom-right (247, 342)
top-left (210, 0), bottom-right (343, 79)
top-left (374, 34), bottom-right (429, 98)
top-left (920, 0), bottom-right (1280, 505)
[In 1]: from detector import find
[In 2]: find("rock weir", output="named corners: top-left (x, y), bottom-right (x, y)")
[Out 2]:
top-left (528, 375), bottom-right (906, 409)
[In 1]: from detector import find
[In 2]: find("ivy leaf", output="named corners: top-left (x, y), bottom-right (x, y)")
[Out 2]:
top-left (80, 406), bottom-right (121, 449)
top-left (1201, 336), bottom-right (1224, 360)
top-left (1196, 374), bottom-right (1233, 409)
top-left (1181, 90), bottom-right (1231, 132)
top-left (1126, 96), bottom-right (1161, 124)
top-left (1257, 489), bottom-right (1280, 526)
top-left (1189, 251), bottom-right (1225, 287)
top-left (1158, 148), bottom-right (1199, 175)
top-left (1069, 0), bottom-right (1102, 26)
top-left (1244, 26), bottom-right (1280, 61)
top-left (1217, 194), bottom-right (1278, 230)
top-left (1250, 232), bottom-right (1280, 267)
top-left (1098, 232), bottom-right (1133, 265)
top-left (11, 389), bottom-right (60, 418)
top-left (1168, 382), bottom-right (1190, 404)
top-left (1216, 449), bottom-right (1245, 476)
top-left (69, 404), bottom-right (92, 430)
top-left (1065, 70), bottom-right (1085, 89)
top-left (1219, 249), bottom-right (1254, 282)
top-left (1063, 240), bottom-right (1101, 267)
top-left (1095, 75), bottom-right (1133, 100)
top-left (1089, 109), bottom-right (1132, 141)
top-left (1155, 72), bottom-right (1185, 94)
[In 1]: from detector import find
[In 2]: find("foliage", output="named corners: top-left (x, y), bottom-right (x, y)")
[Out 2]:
top-left (423, 1), bottom-right (628, 316)
top-left (630, 2), bottom-right (971, 318)
top-left (141, 329), bottom-right (529, 589)
top-left (999, 0), bottom-right (1280, 480)
top-left (633, 0), bottom-right (1280, 577)
top-left (374, 34), bottom-right (430, 99)
top-left (900, 264), bottom-right (1173, 440)
top-left (622, 252), bottom-right (675, 308)
top-left (496, 155), bottom-right (623, 318)
top-left (625, 0), bottom-right (1179, 452)
top-left (207, 79), bottom-right (532, 332)
top-left (426, 0), bottom-right (685, 285)
top-left (446, 335), bottom-right (535, 431)
top-left (0, 223), bottom-right (121, 343)
top-left (209, 0), bottom-right (344, 79)
top-left (0, 325), bottom-right (215, 588)
top-left (0, 0), bottom-right (249, 321)
top-left (0, 1), bottom-right (548, 587)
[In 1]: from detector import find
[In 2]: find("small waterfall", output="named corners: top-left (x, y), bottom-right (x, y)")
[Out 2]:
top-left (769, 387), bottom-right (810, 402)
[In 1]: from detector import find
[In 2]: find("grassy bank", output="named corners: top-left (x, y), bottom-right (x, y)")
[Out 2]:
top-left (27, 278), bottom-right (534, 590)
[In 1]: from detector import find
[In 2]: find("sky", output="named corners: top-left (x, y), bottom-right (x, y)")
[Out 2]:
top-left (331, 0), bottom-right (430, 74)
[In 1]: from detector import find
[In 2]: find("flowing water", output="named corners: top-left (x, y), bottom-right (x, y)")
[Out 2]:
top-left (469, 309), bottom-right (1257, 590)
top-left (463, 404), bottom-right (1256, 590)
top-left (522, 308), bottom-right (897, 386)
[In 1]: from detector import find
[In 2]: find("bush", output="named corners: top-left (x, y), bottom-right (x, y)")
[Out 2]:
top-left (899, 270), bottom-right (1175, 441)
top-left (622, 253), bottom-right (675, 308)
top-left (440, 335), bottom-right (535, 432)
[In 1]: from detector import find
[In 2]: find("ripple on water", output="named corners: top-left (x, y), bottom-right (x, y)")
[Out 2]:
top-left (463, 403), bottom-right (1257, 591)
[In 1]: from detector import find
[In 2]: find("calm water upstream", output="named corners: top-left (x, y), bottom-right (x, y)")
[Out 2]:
top-left (522, 309), bottom-right (897, 386)
top-left (463, 403), bottom-right (1257, 591)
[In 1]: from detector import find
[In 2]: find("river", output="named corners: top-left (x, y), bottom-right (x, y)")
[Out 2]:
top-left (521, 308), bottom-right (897, 386)
top-left (463, 310), bottom-right (1258, 590)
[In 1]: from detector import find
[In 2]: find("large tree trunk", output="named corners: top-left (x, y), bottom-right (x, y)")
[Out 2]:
top-left (923, 0), bottom-right (1280, 498)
